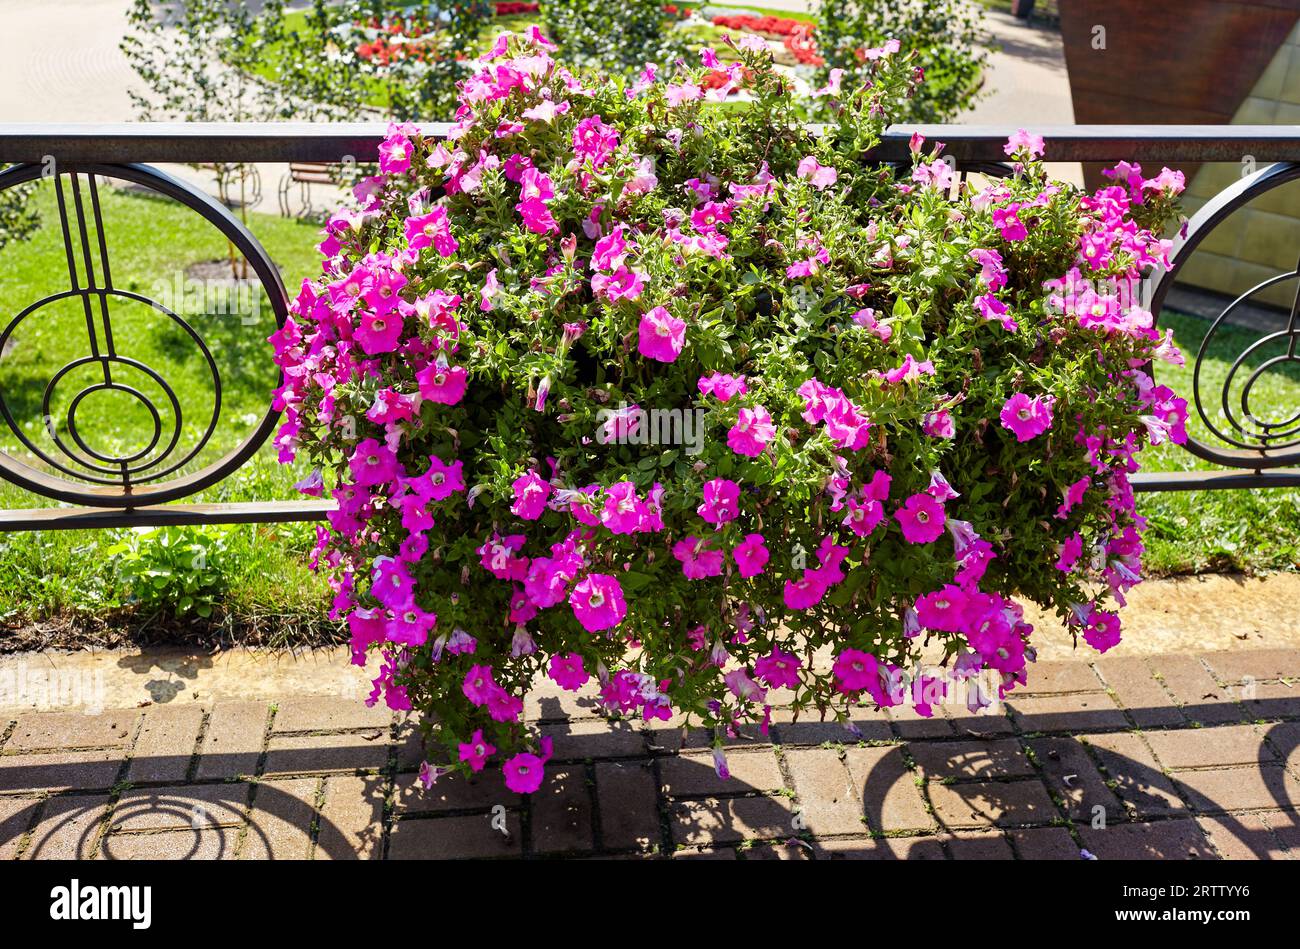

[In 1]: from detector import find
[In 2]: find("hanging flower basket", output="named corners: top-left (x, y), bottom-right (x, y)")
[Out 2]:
top-left (272, 30), bottom-right (1187, 794)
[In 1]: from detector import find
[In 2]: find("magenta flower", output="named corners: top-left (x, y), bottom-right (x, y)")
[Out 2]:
top-left (1004, 128), bottom-right (1046, 159)
top-left (404, 207), bottom-right (457, 257)
top-left (378, 130), bottom-right (413, 174)
top-left (1056, 532), bottom-right (1084, 572)
top-left (728, 406), bottom-right (776, 457)
top-left (754, 648), bottom-right (802, 690)
top-left (697, 477), bottom-right (740, 525)
top-left (797, 155), bottom-right (839, 190)
top-left (548, 653), bottom-right (590, 691)
top-left (698, 372), bottom-right (747, 401)
top-left (1083, 610), bottom-right (1122, 653)
top-left (1000, 392), bottom-right (1054, 442)
top-left (783, 571), bottom-right (827, 610)
top-left (895, 492), bottom-right (946, 544)
top-left (572, 115), bottom-right (620, 169)
top-left (732, 533), bottom-right (769, 578)
top-left (843, 496), bottom-right (884, 537)
top-left (457, 729), bottom-right (496, 772)
top-left (832, 649), bottom-right (880, 693)
top-left (569, 573), bottom-right (626, 631)
top-left (511, 471), bottom-right (552, 520)
top-left (673, 536), bottom-right (725, 579)
top-left (637, 306), bottom-right (686, 362)
top-left (416, 360), bottom-right (468, 405)
top-left (601, 481), bottom-right (647, 534)
top-left (349, 438), bottom-right (399, 487)
top-left (922, 409), bottom-right (956, 439)
top-left (355, 309), bottom-right (404, 355)
top-left (462, 664), bottom-right (498, 706)
top-left (915, 585), bottom-right (969, 632)
top-left (385, 603), bottom-right (437, 647)
top-left (503, 752), bottom-right (546, 794)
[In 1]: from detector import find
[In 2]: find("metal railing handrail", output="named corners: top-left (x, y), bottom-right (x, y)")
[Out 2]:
top-left (1, 122), bottom-right (1297, 164)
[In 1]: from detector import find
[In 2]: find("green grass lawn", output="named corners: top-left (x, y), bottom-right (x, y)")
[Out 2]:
top-left (0, 171), bottom-right (1296, 648)
top-left (1136, 310), bottom-right (1300, 576)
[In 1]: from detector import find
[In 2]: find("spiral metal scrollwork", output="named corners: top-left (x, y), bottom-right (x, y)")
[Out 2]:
top-left (0, 162), bottom-right (288, 506)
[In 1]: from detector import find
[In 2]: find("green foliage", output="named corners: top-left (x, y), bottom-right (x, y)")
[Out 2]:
top-left (0, 172), bottom-right (37, 253)
top-left (107, 525), bottom-right (233, 618)
top-left (815, 0), bottom-right (988, 122)
top-left (541, 0), bottom-right (687, 74)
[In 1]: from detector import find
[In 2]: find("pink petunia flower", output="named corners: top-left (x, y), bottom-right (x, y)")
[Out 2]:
top-left (732, 533), bottom-right (769, 578)
top-left (503, 752), bottom-right (545, 794)
top-left (1000, 392), bottom-right (1055, 442)
top-left (697, 477), bottom-right (740, 525)
top-left (569, 573), bottom-right (627, 631)
top-left (548, 652), bottom-right (590, 691)
top-left (727, 406), bottom-right (776, 457)
top-left (894, 492), bottom-right (946, 544)
top-left (637, 306), bottom-right (686, 362)
top-left (458, 729), bottom-right (496, 772)
top-left (511, 471), bottom-right (552, 520)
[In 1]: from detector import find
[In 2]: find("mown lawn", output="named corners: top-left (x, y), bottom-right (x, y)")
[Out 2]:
top-left (0, 173), bottom-right (1295, 647)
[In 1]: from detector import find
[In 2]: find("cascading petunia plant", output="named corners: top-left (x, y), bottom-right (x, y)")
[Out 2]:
top-left (271, 28), bottom-right (1189, 794)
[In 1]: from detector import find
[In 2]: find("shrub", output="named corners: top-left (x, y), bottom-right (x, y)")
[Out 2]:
top-left (107, 525), bottom-right (232, 618)
top-left (815, 0), bottom-right (988, 122)
top-left (272, 31), bottom-right (1187, 793)
top-left (541, 0), bottom-right (687, 74)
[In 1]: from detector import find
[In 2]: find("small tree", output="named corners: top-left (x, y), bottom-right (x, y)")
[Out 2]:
top-left (815, 0), bottom-right (988, 123)
top-left (121, 0), bottom-right (280, 277)
top-left (541, 0), bottom-right (687, 75)
top-left (0, 175), bottom-right (37, 253)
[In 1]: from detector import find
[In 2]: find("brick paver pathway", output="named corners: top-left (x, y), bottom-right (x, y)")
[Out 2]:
top-left (2, 649), bottom-right (1298, 859)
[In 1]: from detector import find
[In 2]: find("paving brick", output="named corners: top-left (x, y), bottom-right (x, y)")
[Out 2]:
top-left (1028, 736), bottom-right (1123, 824)
top-left (670, 794), bottom-right (794, 845)
top-left (1094, 657), bottom-right (1184, 727)
top-left (393, 718), bottom-right (426, 770)
top-left (1202, 649), bottom-right (1300, 684)
top-left (1010, 826), bottom-right (1082, 860)
top-left (1022, 660), bottom-right (1105, 695)
top-left (672, 846), bottom-right (738, 860)
top-left (1262, 720), bottom-right (1300, 773)
top-left (271, 695), bottom-right (393, 733)
top-left (530, 766), bottom-right (594, 854)
top-left (945, 830), bottom-right (1015, 859)
top-left (1084, 732), bottom-right (1186, 817)
top-left (525, 679), bottom-right (601, 723)
top-left (1197, 811), bottom-right (1291, 860)
top-left (742, 839), bottom-right (815, 860)
top-left (0, 750), bottom-right (123, 792)
top-left (542, 719), bottom-right (647, 760)
top-left (393, 769), bottom-right (517, 815)
top-left (112, 784), bottom-right (249, 831)
top-left (595, 759), bottom-right (661, 851)
top-left (927, 779), bottom-right (1058, 829)
top-left (907, 739), bottom-right (1035, 781)
top-left (783, 748), bottom-right (863, 836)
top-left (389, 814), bottom-right (522, 859)
top-left (6, 711), bottom-right (137, 752)
top-left (843, 745), bottom-right (935, 832)
top-left (196, 701), bottom-right (267, 779)
top-left (660, 749), bottom-right (784, 797)
top-left (814, 835), bottom-right (947, 860)
top-left (1149, 655), bottom-right (1243, 725)
top-left (944, 703), bottom-right (1015, 736)
top-left (128, 705), bottom-right (203, 784)
top-left (240, 777), bottom-right (318, 860)
top-left (1174, 765), bottom-right (1300, 813)
top-left (679, 723), bottom-right (771, 750)
top-left (1077, 819), bottom-right (1216, 860)
top-left (0, 795), bottom-right (35, 858)
top-left (21, 794), bottom-right (108, 859)
top-left (318, 774), bottom-right (385, 860)
top-left (1144, 724), bottom-right (1273, 770)
top-left (770, 706), bottom-right (893, 744)
top-left (262, 732), bottom-right (389, 775)
top-left (1006, 693), bottom-right (1128, 733)
top-left (887, 703), bottom-right (956, 739)
top-left (1242, 682), bottom-right (1300, 719)
top-left (101, 829), bottom-right (233, 860)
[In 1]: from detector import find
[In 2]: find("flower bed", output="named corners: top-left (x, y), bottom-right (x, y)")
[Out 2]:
top-left (273, 31), bottom-right (1187, 793)
top-left (711, 13), bottom-right (822, 66)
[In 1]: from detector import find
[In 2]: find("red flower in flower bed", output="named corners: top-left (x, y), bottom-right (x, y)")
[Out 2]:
top-left (711, 14), bottom-right (823, 67)
top-left (494, 1), bottom-right (540, 13)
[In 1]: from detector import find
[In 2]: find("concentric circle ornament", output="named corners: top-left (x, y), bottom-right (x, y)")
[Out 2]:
top-left (1150, 160), bottom-right (1300, 470)
top-left (0, 162), bottom-right (288, 506)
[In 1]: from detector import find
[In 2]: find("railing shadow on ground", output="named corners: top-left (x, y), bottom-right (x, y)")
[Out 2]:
top-left (0, 695), bottom-right (1295, 859)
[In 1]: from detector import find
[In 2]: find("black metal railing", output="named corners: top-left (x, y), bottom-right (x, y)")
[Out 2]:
top-left (0, 122), bottom-right (1297, 531)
